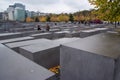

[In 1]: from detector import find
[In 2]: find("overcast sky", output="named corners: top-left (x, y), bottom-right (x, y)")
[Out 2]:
top-left (0, 0), bottom-right (94, 13)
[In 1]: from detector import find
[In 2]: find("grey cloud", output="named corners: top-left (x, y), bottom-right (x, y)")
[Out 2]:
top-left (1, 0), bottom-right (93, 13)
top-left (63, 0), bottom-right (92, 10)
top-left (6, 0), bottom-right (58, 6)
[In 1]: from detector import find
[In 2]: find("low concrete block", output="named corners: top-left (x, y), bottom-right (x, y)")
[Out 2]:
top-left (31, 32), bottom-right (52, 39)
top-left (19, 42), bottom-right (60, 69)
top-left (0, 32), bottom-right (22, 40)
top-left (5, 38), bottom-right (52, 52)
top-left (53, 31), bottom-right (69, 39)
top-left (65, 31), bottom-right (80, 37)
top-left (79, 29), bottom-right (100, 38)
top-left (19, 38), bottom-right (79, 69)
top-left (52, 38), bottom-right (80, 44)
top-left (79, 28), bottom-right (109, 38)
top-left (0, 36), bottom-right (34, 44)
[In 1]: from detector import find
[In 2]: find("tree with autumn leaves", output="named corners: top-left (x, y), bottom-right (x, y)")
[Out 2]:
top-left (25, 10), bottom-right (101, 23)
top-left (89, 0), bottom-right (120, 27)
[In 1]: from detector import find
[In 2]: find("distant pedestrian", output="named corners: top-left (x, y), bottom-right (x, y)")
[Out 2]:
top-left (37, 25), bottom-right (41, 31)
top-left (55, 23), bottom-right (57, 25)
top-left (46, 24), bottom-right (50, 31)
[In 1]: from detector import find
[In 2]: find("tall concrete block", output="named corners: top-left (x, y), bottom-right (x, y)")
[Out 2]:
top-left (60, 33), bottom-right (120, 80)
top-left (0, 44), bottom-right (54, 80)
top-left (114, 57), bottom-right (120, 80)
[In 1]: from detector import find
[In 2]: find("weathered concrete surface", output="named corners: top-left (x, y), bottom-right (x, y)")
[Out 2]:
top-left (31, 32), bottom-right (52, 39)
top-left (5, 38), bottom-right (52, 52)
top-left (53, 31), bottom-right (70, 39)
top-left (19, 42), bottom-right (60, 69)
top-left (0, 36), bottom-right (34, 44)
top-left (65, 31), bottom-right (80, 37)
top-left (79, 28), bottom-right (109, 38)
top-left (0, 44), bottom-right (54, 80)
top-left (52, 38), bottom-right (80, 44)
top-left (0, 32), bottom-right (22, 40)
top-left (60, 33), bottom-right (120, 80)
top-left (79, 29), bottom-right (100, 38)
top-left (19, 38), bottom-right (79, 69)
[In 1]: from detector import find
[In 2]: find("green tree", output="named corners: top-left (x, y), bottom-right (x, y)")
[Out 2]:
top-left (46, 16), bottom-right (51, 22)
top-left (69, 14), bottom-right (74, 22)
top-left (89, 0), bottom-right (120, 28)
top-left (35, 17), bottom-right (39, 22)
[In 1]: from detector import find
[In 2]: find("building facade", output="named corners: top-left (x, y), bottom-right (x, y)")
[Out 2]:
top-left (14, 7), bottom-right (25, 21)
top-left (0, 12), bottom-right (3, 21)
top-left (7, 5), bottom-right (15, 21)
top-left (6, 3), bottom-right (25, 21)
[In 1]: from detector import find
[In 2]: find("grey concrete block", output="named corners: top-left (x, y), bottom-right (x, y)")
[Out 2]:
top-left (0, 44), bottom-right (54, 80)
top-left (18, 38), bottom-right (79, 69)
top-left (79, 28), bottom-right (109, 38)
top-left (20, 30), bottom-right (42, 37)
top-left (49, 29), bottom-right (60, 33)
top-left (0, 36), bottom-right (34, 44)
top-left (60, 33), bottom-right (120, 80)
top-left (79, 29), bottom-right (100, 38)
top-left (52, 38), bottom-right (80, 44)
top-left (0, 32), bottom-right (22, 40)
top-left (19, 42), bottom-right (60, 69)
top-left (94, 28), bottom-right (110, 33)
top-left (53, 31), bottom-right (69, 39)
top-left (65, 31), bottom-right (80, 37)
top-left (31, 32), bottom-right (53, 39)
top-left (5, 38), bottom-right (52, 52)
top-left (115, 57), bottom-right (120, 80)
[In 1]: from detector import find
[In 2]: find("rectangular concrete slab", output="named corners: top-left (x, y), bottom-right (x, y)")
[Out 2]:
top-left (19, 42), bottom-right (60, 69)
top-left (60, 33), bottom-right (120, 80)
top-left (79, 29), bottom-right (100, 38)
top-left (52, 38), bottom-right (80, 44)
top-left (49, 29), bottom-right (60, 32)
top-left (0, 44), bottom-right (54, 80)
top-left (19, 38), bottom-right (79, 69)
top-left (0, 32), bottom-right (23, 40)
top-left (65, 31), bottom-right (80, 37)
top-left (31, 32), bottom-right (52, 39)
top-left (53, 31), bottom-right (70, 39)
top-left (19, 30), bottom-right (42, 37)
top-left (0, 36), bottom-right (34, 44)
top-left (5, 38), bottom-right (52, 52)
top-left (79, 28), bottom-right (109, 38)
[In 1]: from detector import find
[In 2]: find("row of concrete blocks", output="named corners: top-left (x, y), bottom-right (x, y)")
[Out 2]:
top-left (3, 32), bottom-right (120, 80)
top-left (31, 27), bottom-right (110, 39)
top-left (0, 28), bottom-right (60, 40)
top-left (5, 32), bottom-right (120, 80)
top-left (5, 38), bottom-right (79, 69)
top-left (0, 27), bottom-right (109, 40)
top-left (3, 38), bottom-right (80, 80)
top-left (0, 31), bottom-right (41, 40)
